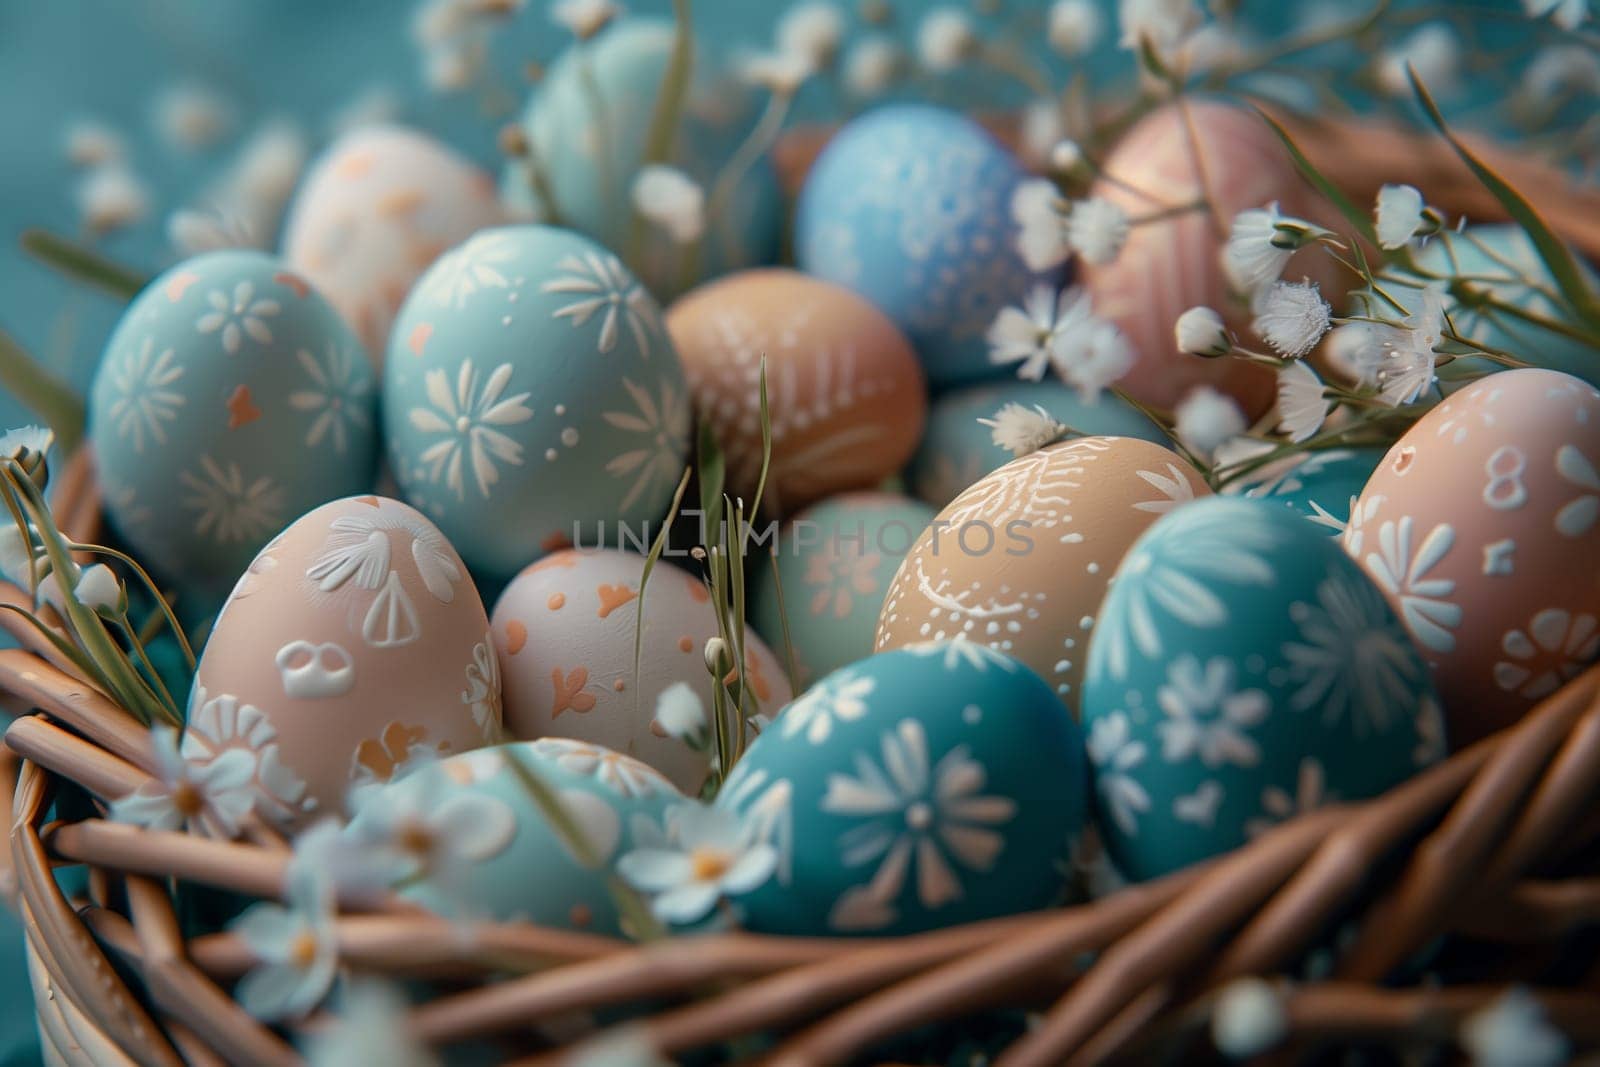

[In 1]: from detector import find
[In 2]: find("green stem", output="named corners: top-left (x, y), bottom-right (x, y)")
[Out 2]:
top-left (0, 327), bottom-right (86, 454)
top-left (20, 229), bottom-right (147, 302)
top-left (705, 90), bottom-right (792, 267)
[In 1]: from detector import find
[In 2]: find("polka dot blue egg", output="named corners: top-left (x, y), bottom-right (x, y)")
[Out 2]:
top-left (89, 251), bottom-right (378, 602)
top-left (715, 644), bottom-right (1088, 936)
top-left (1221, 447), bottom-right (1387, 534)
top-left (1082, 497), bottom-right (1445, 882)
top-left (383, 224), bottom-right (692, 581)
top-left (796, 105), bottom-right (1062, 389)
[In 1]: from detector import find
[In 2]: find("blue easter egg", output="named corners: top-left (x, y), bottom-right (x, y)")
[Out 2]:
top-left (750, 492), bottom-right (937, 689)
top-left (379, 739), bottom-right (680, 932)
top-left (383, 225), bottom-right (692, 581)
top-left (907, 380), bottom-right (1171, 507)
top-left (796, 105), bottom-right (1062, 388)
top-left (1222, 447), bottom-right (1387, 534)
top-left (89, 251), bottom-right (378, 601)
top-left (503, 17), bottom-right (782, 301)
top-left (1082, 497), bottom-right (1445, 882)
top-left (717, 644), bottom-right (1088, 936)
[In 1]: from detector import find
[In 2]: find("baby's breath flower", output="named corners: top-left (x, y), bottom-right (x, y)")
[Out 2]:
top-left (1375, 184), bottom-right (1430, 250)
top-left (1066, 198), bottom-right (1131, 266)
top-left (153, 83), bottom-right (233, 151)
top-left (1222, 203), bottom-right (1321, 297)
top-left (1323, 321), bottom-right (1385, 383)
top-left (1011, 179), bottom-right (1071, 273)
top-left (842, 36), bottom-right (902, 97)
top-left (64, 120), bottom-right (125, 169)
top-left (631, 166), bottom-right (705, 244)
top-left (551, 0), bottom-right (622, 40)
top-left (1376, 23), bottom-right (1460, 98)
top-left (1252, 281), bottom-right (1331, 359)
top-left (1049, 0), bottom-right (1104, 57)
top-left (703, 636), bottom-right (729, 673)
top-left (916, 7), bottom-right (979, 72)
top-left (1175, 386), bottom-right (1246, 459)
top-left (1175, 306), bottom-right (1233, 358)
top-left (1212, 978), bottom-right (1288, 1059)
top-left (654, 681), bottom-right (708, 745)
top-left (740, 51), bottom-right (814, 96)
top-left (38, 562), bottom-right (121, 615)
top-left (1050, 139), bottom-right (1085, 175)
top-left (1118, 0), bottom-right (1204, 66)
top-left (980, 403), bottom-right (1068, 457)
top-left (1059, 319), bottom-right (1134, 404)
top-left (1276, 360), bottom-right (1329, 443)
top-left (77, 167), bottom-right (150, 235)
top-left (1021, 100), bottom-right (1067, 169)
top-left (1372, 287), bottom-right (1448, 406)
top-left (777, 2), bottom-right (846, 72)
top-left (1460, 988), bottom-right (1569, 1067)
top-left (1524, 0), bottom-right (1589, 31)
top-left (987, 284), bottom-right (1076, 381)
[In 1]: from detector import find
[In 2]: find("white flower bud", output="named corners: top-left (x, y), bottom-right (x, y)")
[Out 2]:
top-left (1175, 306), bottom-right (1233, 358)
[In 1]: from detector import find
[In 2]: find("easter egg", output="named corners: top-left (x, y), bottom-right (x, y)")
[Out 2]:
top-left (383, 225), bottom-right (692, 581)
top-left (665, 269), bottom-right (927, 512)
top-left (491, 548), bottom-right (792, 794)
top-left (1082, 100), bottom-right (1341, 415)
top-left (907, 379), bottom-right (1170, 508)
top-left (90, 251), bottom-right (379, 601)
top-left (1346, 368), bottom-right (1600, 745)
top-left (373, 740), bottom-right (679, 931)
top-left (282, 124), bottom-right (507, 364)
top-left (750, 492), bottom-right (937, 690)
top-left (504, 17), bottom-right (781, 301)
top-left (716, 645), bottom-right (1088, 935)
top-left (876, 437), bottom-right (1211, 711)
top-left (795, 104), bottom-right (1059, 388)
top-left (1083, 497), bottom-right (1444, 882)
top-left (190, 495), bottom-right (498, 830)
top-left (1219, 446), bottom-right (1387, 534)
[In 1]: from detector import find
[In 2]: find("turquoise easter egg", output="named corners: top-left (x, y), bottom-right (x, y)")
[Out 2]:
top-left (504, 18), bottom-right (781, 301)
top-left (795, 105), bottom-right (1062, 389)
top-left (1082, 497), bottom-right (1445, 882)
top-left (1221, 447), bottom-right (1387, 534)
top-left (750, 492), bottom-right (937, 689)
top-left (383, 225), bottom-right (692, 581)
top-left (89, 251), bottom-right (378, 601)
top-left (906, 380), bottom-right (1171, 507)
top-left (374, 739), bottom-right (680, 932)
top-left (716, 644), bottom-right (1088, 936)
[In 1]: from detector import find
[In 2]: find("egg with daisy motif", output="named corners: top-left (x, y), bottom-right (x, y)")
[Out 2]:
top-left (1346, 368), bottom-right (1600, 746)
top-left (713, 644), bottom-right (1088, 936)
top-left (382, 225), bottom-right (692, 581)
top-left (1218, 445), bottom-right (1387, 535)
top-left (795, 104), bottom-right (1061, 388)
top-left (876, 436), bottom-right (1211, 713)
top-left (359, 739), bottom-right (680, 931)
top-left (1082, 497), bottom-right (1445, 882)
top-left (89, 250), bottom-right (379, 602)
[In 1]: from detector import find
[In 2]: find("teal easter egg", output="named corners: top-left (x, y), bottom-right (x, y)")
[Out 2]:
top-left (716, 644), bottom-right (1088, 936)
top-left (89, 251), bottom-right (378, 601)
top-left (1221, 447), bottom-right (1387, 535)
top-left (795, 105), bottom-right (1063, 389)
top-left (1082, 497), bottom-right (1445, 882)
top-left (383, 225), bottom-right (692, 581)
top-left (504, 18), bottom-right (781, 301)
top-left (376, 739), bottom-right (680, 932)
top-left (907, 380), bottom-right (1171, 507)
top-left (750, 492), bottom-right (937, 689)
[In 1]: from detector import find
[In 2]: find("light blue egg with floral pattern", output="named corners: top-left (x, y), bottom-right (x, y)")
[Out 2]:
top-left (375, 739), bottom-right (680, 933)
top-left (715, 644), bottom-right (1088, 936)
top-left (88, 251), bottom-right (378, 602)
top-left (503, 17), bottom-right (781, 302)
top-left (1082, 497), bottom-right (1445, 882)
top-left (795, 105), bottom-right (1064, 389)
top-left (750, 492), bottom-right (937, 690)
top-left (907, 380), bottom-right (1171, 507)
top-left (383, 224), bottom-right (692, 582)
top-left (1221, 447), bottom-right (1387, 535)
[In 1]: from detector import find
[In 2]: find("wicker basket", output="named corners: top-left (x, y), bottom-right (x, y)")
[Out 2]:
top-left (6, 113), bottom-right (1600, 1064)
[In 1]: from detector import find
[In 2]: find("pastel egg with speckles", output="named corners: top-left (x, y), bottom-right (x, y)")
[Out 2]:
top-left (796, 104), bottom-right (1061, 389)
top-left (715, 645), bottom-right (1088, 936)
top-left (751, 492), bottom-right (937, 690)
top-left (1346, 368), bottom-right (1600, 746)
top-left (89, 251), bottom-right (379, 602)
top-left (1083, 497), bottom-right (1445, 882)
top-left (665, 269), bottom-right (927, 514)
top-left (383, 225), bottom-right (692, 581)
top-left (282, 124), bottom-right (507, 365)
top-left (492, 548), bottom-right (792, 794)
top-left (876, 437), bottom-right (1211, 713)
top-left (191, 495), bottom-right (499, 831)
top-left (1219, 446), bottom-right (1387, 535)
top-left (906, 379), bottom-right (1171, 508)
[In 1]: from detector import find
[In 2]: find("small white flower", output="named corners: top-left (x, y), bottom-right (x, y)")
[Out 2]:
top-left (1525, 0), bottom-right (1590, 31)
top-left (1175, 306), bottom-right (1232, 358)
top-left (630, 165), bottom-right (705, 245)
top-left (1020, 100), bottom-right (1067, 170)
top-left (654, 681), bottom-right (708, 744)
top-left (1276, 360), bottom-right (1328, 443)
top-left (1375, 184), bottom-right (1427, 250)
top-left (1376, 23), bottom-right (1459, 98)
top-left (1222, 202), bottom-right (1304, 297)
top-left (209, 119), bottom-right (308, 238)
top-left (616, 803), bottom-right (778, 924)
top-left (64, 120), bottom-right (125, 168)
top-left (739, 51), bottom-right (814, 96)
top-left (1522, 44), bottom-right (1600, 109)
top-left (304, 979), bottom-right (437, 1067)
top-left (289, 819), bottom-right (403, 908)
top-left (1252, 281), bottom-right (1331, 359)
top-left (1050, 139), bottom-right (1084, 174)
top-left (1372, 286), bottom-right (1448, 406)
top-left (916, 7), bottom-right (978, 72)
top-left (1323, 321), bottom-right (1386, 383)
top-left (551, 0), bottom-right (621, 40)
top-left (776, 2), bottom-right (846, 71)
top-left (1460, 987), bottom-right (1569, 1067)
top-left (1118, 0), bottom-right (1204, 65)
top-left (109, 725), bottom-right (256, 838)
top-left (77, 167), bottom-right (149, 235)
top-left (153, 82), bottom-right (233, 150)
top-left (1060, 320), bottom-right (1135, 403)
top-left (230, 864), bottom-right (337, 1021)
top-left (167, 209), bottom-right (258, 255)
top-left (1175, 386), bottom-right (1246, 459)
top-left (987, 283), bottom-right (1074, 381)
top-left (1049, 0), bottom-right (1103, 56)
top-left (40, 562), bottom-right (121, 614)
top-left (1011, 179), bottom-right (1071, 273)
top-left (0, 425), bottom-right (53, 461)
top-left (979, 403), bottom-right (1067, 458)
top-left (842, 36), bottom-right (902, 97)
top-left (1212, 978), bottom-right (1288, 1058)
top-left (1066, 197), bottom-right (1131, 266)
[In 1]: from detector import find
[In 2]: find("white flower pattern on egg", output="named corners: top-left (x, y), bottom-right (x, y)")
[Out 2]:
top-left (423, 231), bottom-right (518, 309)
top-left (180, 455), bottom-right (287, 545)
top-left (781, 669), bottom-right (875, 745)
top-left (541, 251), bottom-right (659, 357)
top-left (1244, 758), bottom-right (1336, 839)
top-left (601, 376), bottom-right (692, 512)
top-left (407, 360), bottom-right (534, 499)
top-left (1362, 517), bottom-right (1462, 655)
top-left (529, 738), bottom-right (677, 801)
top-left (183, 686), bottom-right (316, 828)
top-left (1156, 655), bottom-right (1268, 769)
top-left (196, 280), bottom-right (280, 354)
top-left (1086, 712), bottom-right (1150, 837)
top-left (105, 337), bottom-right (186, 454)
top-left (289, 342), bottom-right (373, 455)
top-left (1493, 609), bottom-right (1599, 700)
top-left (1282, 575), bottom-right (1426, 735)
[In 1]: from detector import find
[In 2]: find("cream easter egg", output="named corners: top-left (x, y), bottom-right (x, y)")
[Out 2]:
top-left (191, 495), bottom-right (499, 829)
top-left (876, 437), bottom-right (1212, 711)
top-left (491, 549), bottom-right (792, 793)
top-left (1346, 368), bottom-right (1600, 746)
top-left (282, 125), bottom-right (506, 364)
top-left (666, 269), bottom-right (927, 515)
